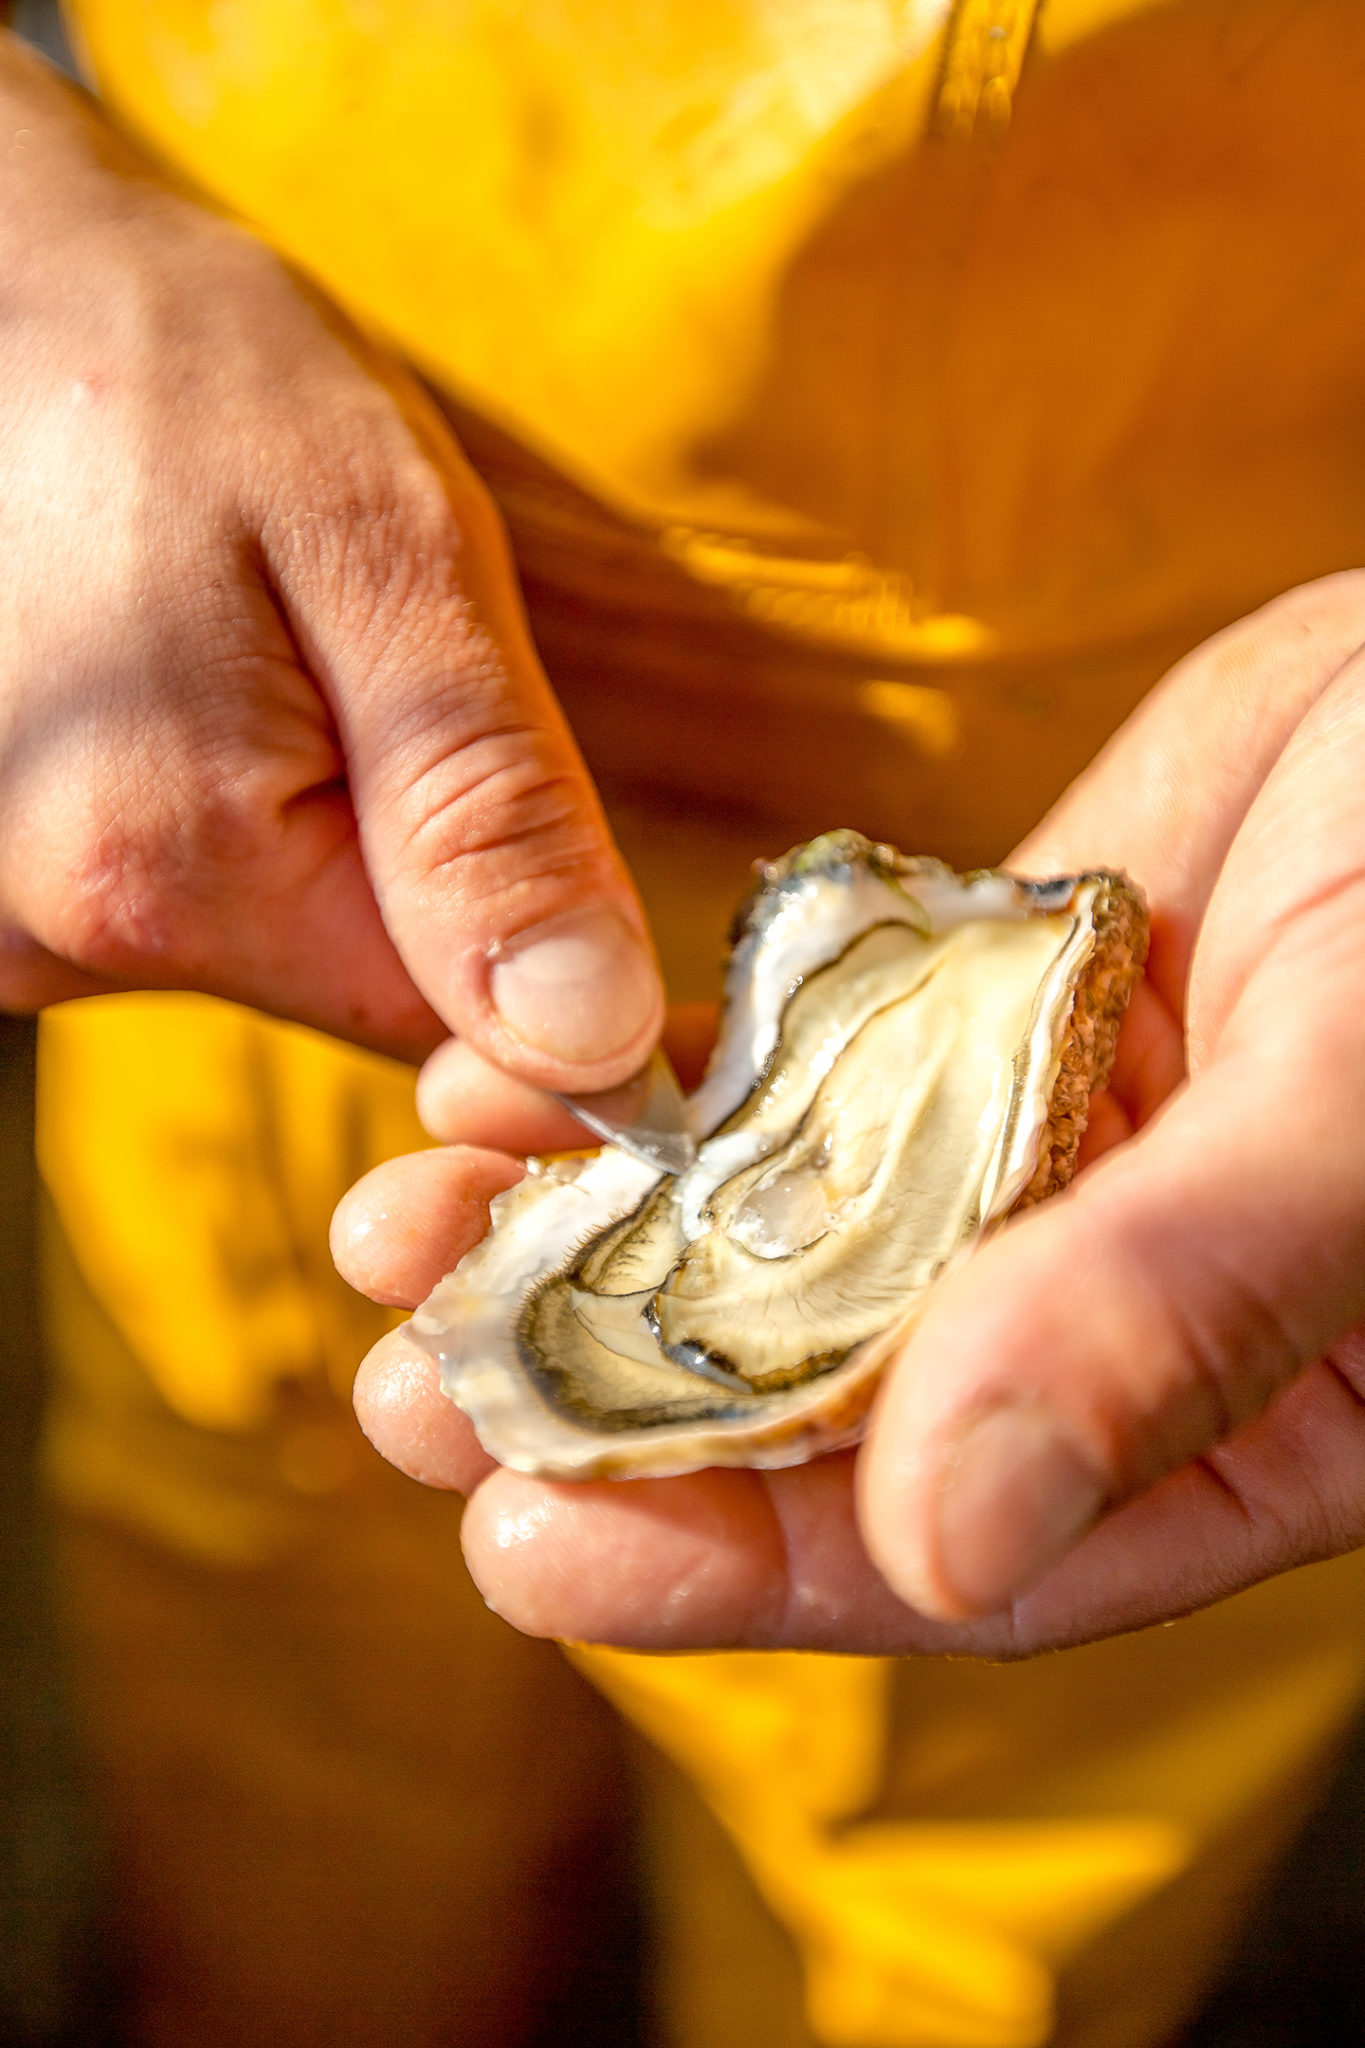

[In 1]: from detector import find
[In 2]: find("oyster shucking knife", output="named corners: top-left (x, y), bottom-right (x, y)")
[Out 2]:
top-left (555, 1046), bottom-right (696, 1177)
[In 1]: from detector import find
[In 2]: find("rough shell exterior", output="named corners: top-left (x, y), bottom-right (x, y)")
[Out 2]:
top-left (410, 832), bottom-right (1149, 1479)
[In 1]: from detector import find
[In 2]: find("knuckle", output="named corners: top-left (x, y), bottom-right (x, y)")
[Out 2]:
top-left (45, 770), bottom-right (265, 982)
top-left (1227, 1356), bottom-right (1365, 1565)
top-left (1131, 1244), bottom-right (1303, 1488)
top-left (52, 821), bottom-right (188, 978)
top-left (399, 736), bottom-right (600, 901)
top-left (267, 411), bottom-right (488, 625)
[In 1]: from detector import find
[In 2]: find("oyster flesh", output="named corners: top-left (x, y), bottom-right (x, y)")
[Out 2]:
top-left (411, 831), bottom-right (1147, 1480)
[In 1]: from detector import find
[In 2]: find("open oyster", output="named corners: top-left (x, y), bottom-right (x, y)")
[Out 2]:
top-left (411, 832), bottom-right (1147, 1480)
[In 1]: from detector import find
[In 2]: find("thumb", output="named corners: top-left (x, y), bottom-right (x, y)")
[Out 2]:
top-left (859, 1000), bottom-right (1365, 1621)
top-left (265, 393), bottom-right (662, 1092)
top-left (859, 594), bottom-right (1365, 1622)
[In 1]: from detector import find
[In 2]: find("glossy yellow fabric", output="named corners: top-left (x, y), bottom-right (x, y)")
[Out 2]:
top-left (581, 1619), bottom-right (1365, 2048)
top-left (66, 0), bottom-right (1365, 859)
top-left (66, 0), bottom-right (1365, 648)
top-left (37, 994), bottom-right (1365, 2048)
top-left (37, 997), bottom-right (415, 1560)
top-left (41, 1), bottom-right (1365, 2043)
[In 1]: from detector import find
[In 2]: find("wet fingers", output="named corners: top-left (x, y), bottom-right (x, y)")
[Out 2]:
top-left (331, 1143), bottom-right (523, 1307)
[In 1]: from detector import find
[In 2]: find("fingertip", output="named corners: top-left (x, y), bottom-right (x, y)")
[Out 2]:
top-left (460, 1467), bottom-right (785, 1646)
top-left (330, 1144), bottom-right (523, 1307)
top-left (416, 1035), bottom-right (589, 1152)
top-left (481, 904), bottom-right (666, 1092)
top-left (856, 1218), bottom-right (1114, 1621)
top-left (869, 1397), bottom-right (1109, 1621)
top-left (856, 1423), bottom-right (950, 1620)
top-left (353, 1326), bottom-right (496, 1493)
top-left (418, 1005), bottom-right (722, 1153)
top-left (414, 1036), bottom-right (463, 1138)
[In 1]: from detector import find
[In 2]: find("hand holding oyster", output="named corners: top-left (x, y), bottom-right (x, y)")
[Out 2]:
top-left (409, 831), bottom-right (1147, 1481)
top-left (341, 580), bottom-right (1365, 1653)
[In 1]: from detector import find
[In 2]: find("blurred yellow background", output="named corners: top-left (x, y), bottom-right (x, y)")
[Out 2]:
top-left (20, 0), bottom-right (1365, 2042)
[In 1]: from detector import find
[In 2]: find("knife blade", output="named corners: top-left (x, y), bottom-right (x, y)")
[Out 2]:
top-left (554, 1046), bottom-right (696, 1177)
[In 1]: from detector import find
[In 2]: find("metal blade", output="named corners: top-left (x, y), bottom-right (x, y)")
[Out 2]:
top-left (554, 1047), bottom-right (696, 1177)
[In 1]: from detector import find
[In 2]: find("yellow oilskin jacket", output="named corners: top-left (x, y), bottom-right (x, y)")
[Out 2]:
top-left (64, 0), bottom-right (1365, 861)
top-left (41, 2), bottom-right (1365, 2045)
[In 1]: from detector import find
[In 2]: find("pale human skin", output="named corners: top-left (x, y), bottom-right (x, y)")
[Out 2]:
top-left (336, 575), bottom-right (1365, 1655)
top-left (0, 32), bottom-right (662, 1091)
top-left (7, 33), bottom-right (1365, 1659)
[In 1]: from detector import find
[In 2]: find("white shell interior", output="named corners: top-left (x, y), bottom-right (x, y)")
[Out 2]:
top-left (411, 850), bottom-right (1101, 1479)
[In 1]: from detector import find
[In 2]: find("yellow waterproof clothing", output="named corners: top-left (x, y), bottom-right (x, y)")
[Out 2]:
top-left (67, 0), bottom-right (1365, 864)
top-left (36, 997), bottom-right (1365, 2048)
top-left (40, 1), bottom-right (1365, 2043)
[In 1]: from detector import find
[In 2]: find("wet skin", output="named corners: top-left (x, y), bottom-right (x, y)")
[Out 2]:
top-left (336, 578), bottom-right (1365, 1655)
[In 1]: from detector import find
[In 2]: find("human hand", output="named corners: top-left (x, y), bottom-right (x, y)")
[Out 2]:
top-left (339, 572), bottom-right (1365, 1657)
top-left (0, 33), bottom-right (660, 1085)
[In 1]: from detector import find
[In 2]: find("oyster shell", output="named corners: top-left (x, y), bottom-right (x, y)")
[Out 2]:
top-left (411, 832), bottom-right (1147, 1480)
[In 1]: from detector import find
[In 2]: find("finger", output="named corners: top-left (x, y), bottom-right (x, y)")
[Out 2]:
top-left (456, 1331), bottom-right (1365, 1654)
top-left (859, 998), bottom-right (1365, 1620)
top-left (459, 1455), bottom-right (988, 1653)
top-left (0, 521), bottom-right (446, 1054)
top-left (416, 1038), bottom-right (589, 1153)
top-left (1011, 569), bottom-right (1365, 1006)
top-left (331, 1144), bottom-right (523, 1307)
top-left (462, 1468), bottom-right (788, 1646)
top-left (858, 645), bottom-right (1365, 1623)
top-left (262, 386), bottom-right (664, 1092)
top-left (1000, 1331), bottom-right (1365, 1650)
top-left (415, 1003), bottom-right (722, 1151)
top-left (1073, 977), bottom-right (1184, 1172)
top-left (1099, 979), bottom-right (1184, 1132)
top-left (353, 1326), bottom-right (495, 1494)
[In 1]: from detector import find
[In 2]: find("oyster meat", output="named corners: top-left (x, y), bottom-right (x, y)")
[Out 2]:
top-left (411, 832), bottom-right (1147, 1479)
